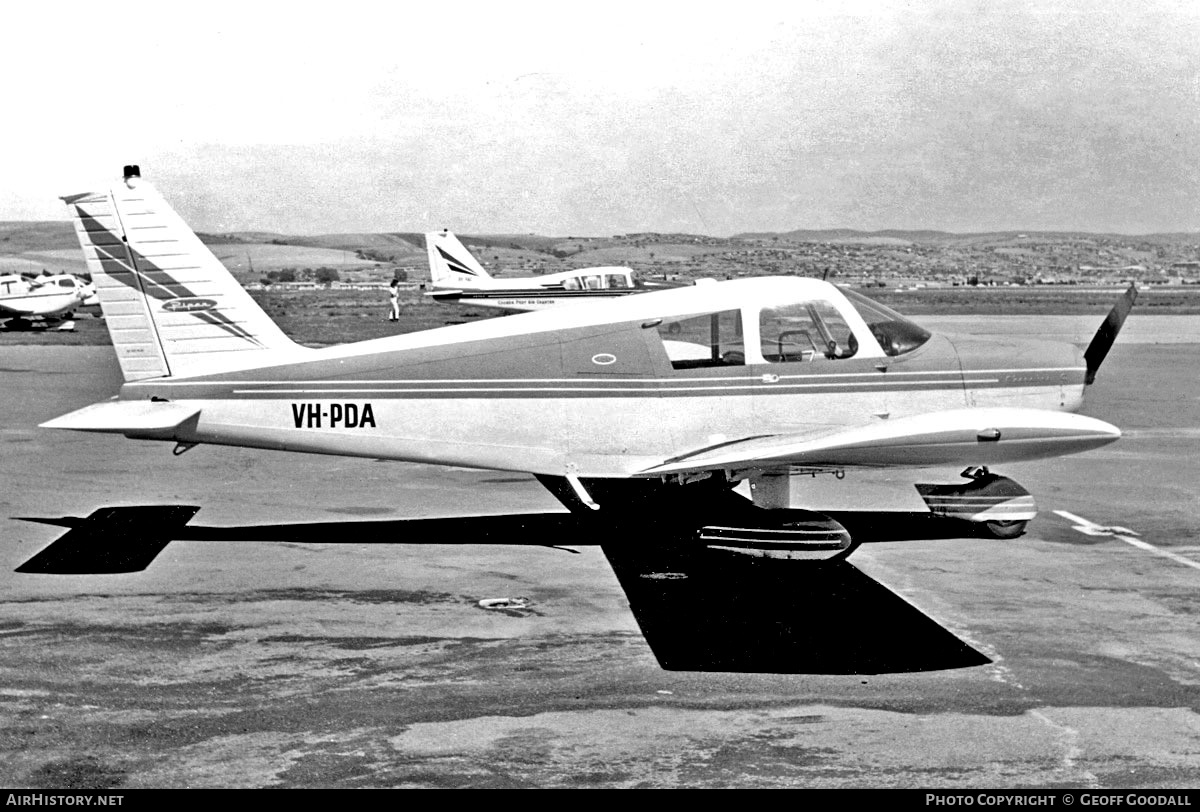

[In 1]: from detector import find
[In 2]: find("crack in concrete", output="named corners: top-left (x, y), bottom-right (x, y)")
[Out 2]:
top-left (1030, 709), bottom-right (1098, 788)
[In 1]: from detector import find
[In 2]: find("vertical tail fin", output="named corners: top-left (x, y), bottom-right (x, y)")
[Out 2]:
top-left (425, 230), bottom-right (493, 288)
top-left (62, 166), bottom-right (305, 382)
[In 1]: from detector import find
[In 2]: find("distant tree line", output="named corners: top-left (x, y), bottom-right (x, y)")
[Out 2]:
top-left (261, 267), bottom-right (341, 285)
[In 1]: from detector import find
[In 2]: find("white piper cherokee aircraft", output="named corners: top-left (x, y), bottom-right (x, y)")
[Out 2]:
top-left (426, 229), bottom-right (673, 311)
top-left (19, 166), bottom-right (1136, 675)
top-left (0, 272), bottom-right (98, 329)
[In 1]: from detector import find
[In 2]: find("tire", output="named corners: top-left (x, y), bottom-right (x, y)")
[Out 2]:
top-left (984, 520), bottom-right (1028, 539)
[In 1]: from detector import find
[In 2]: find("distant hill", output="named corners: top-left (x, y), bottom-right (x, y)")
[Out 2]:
top-left (3, 220), bottom-right (1198, 286)
top-left (736, 228), bottom-right (1200, 244)
top-left (0, 221), bottom-right (77, 252)
top-left (7, 220), bottom-right (1197, 255)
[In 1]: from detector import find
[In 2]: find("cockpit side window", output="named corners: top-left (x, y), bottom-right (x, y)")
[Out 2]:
top-left (840, 288), bottom-right (932, 357)
top-left (57, 278), bottom-right (75, 287)
top-left (605, 273), bottom-right (630, 289)
top-left (760, 301), bottom-right (859, 362)
top-left (658, 310), bottom-right (745, 369)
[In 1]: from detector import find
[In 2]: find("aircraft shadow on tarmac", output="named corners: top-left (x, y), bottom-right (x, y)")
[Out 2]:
top-left (15, 506), bottom-right (991, 675)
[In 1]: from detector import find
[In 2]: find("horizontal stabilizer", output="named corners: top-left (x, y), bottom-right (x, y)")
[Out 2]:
top-left (16, 506), bottom-right (199, 574)
top-left (40, 400), bottom-right (200, 436)
top-left (426, 290), bottom-right (468, 304)
top-left (643, 407), bottom-right (1121, 474)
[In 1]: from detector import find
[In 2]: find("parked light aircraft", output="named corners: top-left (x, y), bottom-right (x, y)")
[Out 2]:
top-left (426, 229), bottom-right (673, 310)
top-left (0, 272), bottom-right (97, 328)
top-left (19, 167), bottom-right (1137, 674)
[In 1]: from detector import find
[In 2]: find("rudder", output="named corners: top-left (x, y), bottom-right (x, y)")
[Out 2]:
top-left (62, 166), bottom-right (305, 381)
top-left (425, 230), bottom-right (492, 288)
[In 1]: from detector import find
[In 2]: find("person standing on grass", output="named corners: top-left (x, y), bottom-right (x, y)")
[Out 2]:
top-left (388, 278), bottom-right (401, 322)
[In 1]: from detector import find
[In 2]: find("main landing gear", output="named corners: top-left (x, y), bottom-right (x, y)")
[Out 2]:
top-left (916, 466), bottom-right (1036, 540)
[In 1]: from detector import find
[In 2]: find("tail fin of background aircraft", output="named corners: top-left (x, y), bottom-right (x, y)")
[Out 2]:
top-left (61, 166), bottom-right (305, 382)
top-left (425, 230), bottom-right (493, 288)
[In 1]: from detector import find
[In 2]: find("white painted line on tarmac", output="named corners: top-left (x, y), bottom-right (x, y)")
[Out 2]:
top-left (1055, 510), bottom-right (1200, 573)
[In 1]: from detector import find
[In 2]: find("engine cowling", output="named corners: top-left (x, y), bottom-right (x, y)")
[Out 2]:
top-left (699, 509), bottom-right (851, 561)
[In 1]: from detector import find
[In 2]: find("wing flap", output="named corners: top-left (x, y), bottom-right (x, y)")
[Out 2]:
top-left (40, 400), bottom-right (200, 435)
top-left (643, 407), bottom-right (1121, 475)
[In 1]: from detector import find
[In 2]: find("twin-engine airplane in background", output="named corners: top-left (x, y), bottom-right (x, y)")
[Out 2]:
top-left (19, 166), bottom-right (1137, 675)
top-left (426, 229), bottom-right (674, 311)
top-left (0, 272), bottom-right (98, 329)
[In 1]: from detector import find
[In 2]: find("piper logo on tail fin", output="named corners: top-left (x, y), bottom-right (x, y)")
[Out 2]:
top-left (437, 247), bottom-right (480, 276)
top-left (163, 297), bottom-right (218, 313)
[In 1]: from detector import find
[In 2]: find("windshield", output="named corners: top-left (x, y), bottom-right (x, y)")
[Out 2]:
top-left (840, 288), bottom-right (932, 357)
top-left (760, 300), bottom-right (858, 361)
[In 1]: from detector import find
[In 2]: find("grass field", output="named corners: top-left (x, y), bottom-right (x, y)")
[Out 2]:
top-left (253, 288), bottom-right (492, 344)
top-left (0, 289), bottom-right (489, 347)
top-left (0, 256), bottom-right (63, 275)
top-left (869, 284), bottom-right (1200, 315)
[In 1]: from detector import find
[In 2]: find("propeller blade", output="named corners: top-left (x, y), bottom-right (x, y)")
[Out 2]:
top-left (1084, 284), bottom-right (1137, 384)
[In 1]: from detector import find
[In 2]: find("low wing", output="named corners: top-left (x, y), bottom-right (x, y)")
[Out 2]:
top-left (642, 407), bottom-right (1121, 475)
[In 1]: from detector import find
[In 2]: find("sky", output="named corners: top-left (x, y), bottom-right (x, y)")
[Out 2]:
top-left (1, 0), bottom-right (1197, 236)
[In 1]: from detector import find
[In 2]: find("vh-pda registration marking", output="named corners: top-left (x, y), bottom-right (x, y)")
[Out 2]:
top-left (291, 403), bottom-right (377, 429)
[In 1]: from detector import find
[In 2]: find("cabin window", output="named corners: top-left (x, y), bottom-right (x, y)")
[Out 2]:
top-left (583, 275), bottom-right (602, 290)
top-left (563, 278), bottom-right (581, 291)
top-left (606, 274), bottom-right (630, 289)
top-left (658, 310), bottom-right (745, 369)
top-left (840, 288), bottom-right (931, 356)
top-left (760, 301), bottom-right (859, 362)
top-left (57, 278), bottom-right (75, 288)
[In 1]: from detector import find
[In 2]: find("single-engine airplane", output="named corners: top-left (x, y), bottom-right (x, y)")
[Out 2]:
top-left (18, 166), bottom-right (1137, 675)
top-left (0, 272), bottom-right (98, 329)
top-left (426, 229), bottom-right (671, 310)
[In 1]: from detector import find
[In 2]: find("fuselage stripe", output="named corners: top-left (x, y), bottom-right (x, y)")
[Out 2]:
top-left (150, 366), bottom-right (1084, 386)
